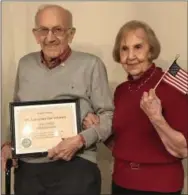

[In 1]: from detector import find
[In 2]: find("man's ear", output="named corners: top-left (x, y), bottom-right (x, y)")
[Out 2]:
top-left (32, 29), bottom-right (40, 44)
top-left (68, 27), bottom-right (76, 43)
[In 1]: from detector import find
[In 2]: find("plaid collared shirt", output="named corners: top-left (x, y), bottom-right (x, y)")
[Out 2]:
top-left (40, 46), bottom-right (72, 69)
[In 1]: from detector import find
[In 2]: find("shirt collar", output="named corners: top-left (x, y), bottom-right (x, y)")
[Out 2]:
top-left (128, 63), bottom-right (156, 84)
top-left (40, 46), bottom-right (72, 69)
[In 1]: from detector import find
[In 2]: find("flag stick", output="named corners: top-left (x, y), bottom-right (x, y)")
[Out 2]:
top-left (154, 54), bottom-right (180, 90)
top-left (154, 69), bottom-right (168, 90)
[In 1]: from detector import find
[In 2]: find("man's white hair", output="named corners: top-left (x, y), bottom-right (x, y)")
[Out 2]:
top-left (34, 4), bottom-right (73, 27)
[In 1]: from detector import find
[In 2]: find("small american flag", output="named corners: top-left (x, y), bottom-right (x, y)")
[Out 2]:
top-left (162, 60), bottom-right (188, 94)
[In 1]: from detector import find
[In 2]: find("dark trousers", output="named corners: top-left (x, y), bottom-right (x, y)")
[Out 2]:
top-left (14, 157), bottom-right (101, 195)
top-left (112, 182), bottom-right (182, 195)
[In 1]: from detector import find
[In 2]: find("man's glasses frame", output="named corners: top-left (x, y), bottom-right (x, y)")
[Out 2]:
top-left (33, 26), bottom-right (74, 37)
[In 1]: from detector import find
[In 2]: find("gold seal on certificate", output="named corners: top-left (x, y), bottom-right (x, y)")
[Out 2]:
top-left (9, 99), bottom-right (81, 157)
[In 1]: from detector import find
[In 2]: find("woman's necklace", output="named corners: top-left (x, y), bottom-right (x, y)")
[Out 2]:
top-left (128, 68), bottom-right (156, 92)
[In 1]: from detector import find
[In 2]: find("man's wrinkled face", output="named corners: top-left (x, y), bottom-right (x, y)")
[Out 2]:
top-left (120, 28), bottom-right (152, 79)
top-left (33, 8), bottom-right (75, 59)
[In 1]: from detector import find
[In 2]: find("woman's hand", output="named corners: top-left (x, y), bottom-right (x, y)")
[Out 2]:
top-left (140, 89), bottom-right (162, 121)
top-left (82, 113), bottom-right (100, 129)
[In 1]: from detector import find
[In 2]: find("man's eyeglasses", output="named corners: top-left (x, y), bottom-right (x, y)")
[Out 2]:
top-left (33, 26), bottom-right (73, 37)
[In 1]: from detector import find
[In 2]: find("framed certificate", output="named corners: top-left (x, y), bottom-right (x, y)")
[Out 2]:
top-left (9, 99), bottom-right (81, 158)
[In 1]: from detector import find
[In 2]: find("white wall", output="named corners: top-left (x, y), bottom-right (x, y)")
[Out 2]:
top-left (1, 1), bottom-right (187, 194)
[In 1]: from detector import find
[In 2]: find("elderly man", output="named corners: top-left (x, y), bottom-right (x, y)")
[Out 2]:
top-left (1, 4), bottom-right (113, 195)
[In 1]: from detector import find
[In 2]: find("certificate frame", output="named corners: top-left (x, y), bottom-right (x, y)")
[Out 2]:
top-left (9, 99), bottom-right (81, 158)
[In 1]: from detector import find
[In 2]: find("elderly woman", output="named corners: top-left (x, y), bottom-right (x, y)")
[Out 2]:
top-left (83, 20), bottom-right (188, 195)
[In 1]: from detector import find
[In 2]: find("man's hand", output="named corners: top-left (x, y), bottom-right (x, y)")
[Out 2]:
top-left (82, 113), bottom-right (100, 129)
top-left (1, 143), bottom-right (18, 171)
top-left (48, 135), bottom-right (84, 161)
top-left (140, 89), bottom-right (162, 121)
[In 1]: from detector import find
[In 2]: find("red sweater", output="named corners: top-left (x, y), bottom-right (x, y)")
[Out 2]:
top-left (112, 64), bottom-right (188, 192)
